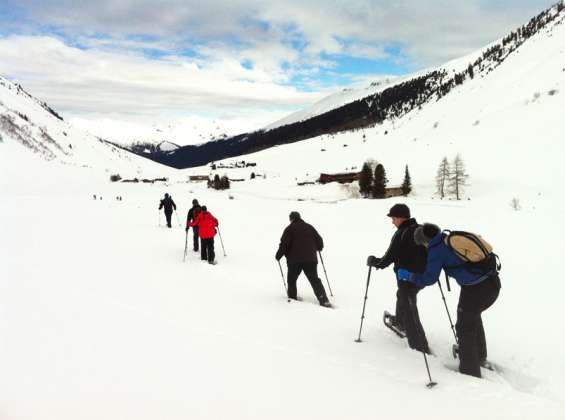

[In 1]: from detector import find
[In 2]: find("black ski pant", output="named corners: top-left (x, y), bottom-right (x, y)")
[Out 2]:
top-left (395, 281), bottom-right (430, 353)
top-left (456, 274), bottom-right (501, 378)
top-left (200, 237), bottom-right (215, 263)
top-left (165, 211), bottom-right (173, 228)
top-left (192, 227), bottom-right (200, 251)
top-left (287, 262), bottom-right (328, 304)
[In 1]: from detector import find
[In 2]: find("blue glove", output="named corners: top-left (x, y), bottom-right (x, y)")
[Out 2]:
top-left (397, 269), bottom-right (413, 282)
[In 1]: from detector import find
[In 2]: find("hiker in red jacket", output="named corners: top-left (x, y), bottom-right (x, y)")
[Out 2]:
top-left (190, 205), bottom-right (219, 264)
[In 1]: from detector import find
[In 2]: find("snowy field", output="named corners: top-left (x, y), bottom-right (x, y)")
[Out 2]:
top-left (1, 172), bottom-right (564, 420)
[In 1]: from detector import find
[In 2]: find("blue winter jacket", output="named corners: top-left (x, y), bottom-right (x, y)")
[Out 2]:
top-left (408, 233), bottom-right (492, 287)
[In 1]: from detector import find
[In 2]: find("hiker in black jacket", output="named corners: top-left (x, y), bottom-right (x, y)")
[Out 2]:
top-left (158, 193), bottom-right (176, 228)
top-left (275, 211), bottom-right (331, 307)
top-left (367, 204), bottom-right (430, 353)
top-left (186, 199), bottom-right (202, 251)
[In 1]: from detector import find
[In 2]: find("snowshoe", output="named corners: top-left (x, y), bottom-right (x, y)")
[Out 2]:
top-left (383, 311), bottom-right (406, 338)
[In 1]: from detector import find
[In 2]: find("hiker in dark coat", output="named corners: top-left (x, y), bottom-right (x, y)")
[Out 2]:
top-left (399, 223), bottom-right (501, 378)
top-left (158, 193), bottom-right (177, 228)
top-left (186, 199), bottom-right (202, 251)
top-left (367, 204), bottom-right (430, 353)
top-left (275, 211), bottom-right (331, 307)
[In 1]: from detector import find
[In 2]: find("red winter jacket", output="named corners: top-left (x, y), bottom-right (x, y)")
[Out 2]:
top-left (190, 211), bottom-right (218, 239)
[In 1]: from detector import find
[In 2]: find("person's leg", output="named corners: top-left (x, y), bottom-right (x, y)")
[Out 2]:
top-left (286, 264), bottom-right (301, 299)
top-left (208, 238), bottom-right (215, 263)
top-left (193, 227), bottom-right (199, 251)
top-left (395, 280), bottom-right (407, 331)
top-left (456, 286), bottom-right (483, 377)
top-left (165, 212), bottom-right (172, 228)
top-left (200, 238), bottom-right (208, 260)
top-left (401, 284), bottom-right (430, 353)
top-left (303, 263), bottom-right (329, 304)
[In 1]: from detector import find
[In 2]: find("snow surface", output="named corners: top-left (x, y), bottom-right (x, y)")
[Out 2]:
top-left (2, 5), bottom-right (565, 420)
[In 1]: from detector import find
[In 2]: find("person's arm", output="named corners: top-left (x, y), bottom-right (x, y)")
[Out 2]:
top-left (158, 200), bottom-right (163, 210)
top-left (276, 228), bottom-right (291, 260)
top-left (189, 213), bottom-right (200, 227)
top-left (412, 247), bottom-right (444, 287)
top-left (312, 226), bottom-right (324, 251)
top-left (377, 230), bottom-right (401, 269)
top-left (172, 200), bottom-right (177, 210)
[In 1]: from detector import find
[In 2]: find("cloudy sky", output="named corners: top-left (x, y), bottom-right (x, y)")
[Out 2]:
top-left (0, 0), bottom-right (556, 138)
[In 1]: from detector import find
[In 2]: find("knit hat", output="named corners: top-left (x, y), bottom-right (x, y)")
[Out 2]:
top-left (387, 204), bottom-right (410, 219)
top-left (289, 211), bottom-right (301, 222)
top-left (414, 223), bottom-right (441, 246)
top-left (201, 205), bottom-right (207, 212)
top-left (192, 199), bottom-right (199, 205)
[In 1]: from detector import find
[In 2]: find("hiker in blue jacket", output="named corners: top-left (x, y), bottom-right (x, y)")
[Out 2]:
top-left (397, 223), bottom-right (501, 378)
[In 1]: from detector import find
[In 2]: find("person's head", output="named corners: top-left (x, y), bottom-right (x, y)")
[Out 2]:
top-left (414, 223), bottom-right (441, 247)
top-left (192, 199), bottom-right (199, 206)
top-left (201, 205), bottom-right (207, 212)
top-left (387, 204), bottom-right (410, 228)
top-left (289, 211), bottom-right (301, 223)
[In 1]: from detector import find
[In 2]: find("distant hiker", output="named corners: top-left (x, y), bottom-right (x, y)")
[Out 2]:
top-left (186, 199), bottom-right (202, 251)
top-left (93, 194), bottom-right (97, 200)
top-left (399, 223), bottom-right (501, 378)
top-left (158, 193), bottom-right (177, 228)
top-left (366, 204), bottom-right (430, 353)
top-left (189, 205), bottom-right (218, 264)
top-left (275, 211), bottom-right (331, 307)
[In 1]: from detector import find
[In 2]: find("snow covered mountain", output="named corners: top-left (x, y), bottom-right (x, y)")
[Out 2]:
top-left (136, 2), bottom-right (565, 169)
top-left (0, 75), bottom-right (170, 186)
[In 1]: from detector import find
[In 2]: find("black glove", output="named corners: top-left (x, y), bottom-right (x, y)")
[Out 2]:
top-left (367, 255), bottom-right (381, 268)
top-left (185, 227), bottom-right (189, 232)
top-left (275, 251), bottom-right (283, 261)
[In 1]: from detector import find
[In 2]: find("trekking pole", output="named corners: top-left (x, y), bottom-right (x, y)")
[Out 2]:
top-left (174, 210), bottom-right (181, 227)
top-left (277, 260), bottom-right (290, 302)
top-left (318, 251), bottom-right (334, 297)
top-left (437, 277), bottom-right (458, 344)
top-left (407, 296), bottom-right (437, 389)
top-left (183, 230), bottom-right (188, 262)
top-left (217, 227), bottom-right (227, 257)
top-left (158, 209), bottom-right (161, 227)
top-left (355, 266), bottom-right (372, 343)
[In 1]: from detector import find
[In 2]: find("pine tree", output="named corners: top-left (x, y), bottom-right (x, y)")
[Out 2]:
top-left (468, 64), bottom-right (475, 79)
top-left (448, 154), bottom-right (469, 200)
top-left (372, 163), bottom-right (388, 198)
top-left (213, 174), bottom-right (221, 190)
top-left (435, 157), bottom-right (450, 199)
top-left (358, 162), bottom-right (373, 198)
top-left (220, 175), bottom-right (230, 190)
top-left (401, 165), bottom-right (412, 196)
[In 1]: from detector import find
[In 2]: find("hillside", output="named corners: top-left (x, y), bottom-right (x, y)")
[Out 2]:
top-left (130, 2), bottom-right (565, 169)
top-left (0, 75), bottom-right (171, 188)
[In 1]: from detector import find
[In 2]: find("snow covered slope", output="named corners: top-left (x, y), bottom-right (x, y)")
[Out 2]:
top-left (0, 75), bottom-right (171, 185)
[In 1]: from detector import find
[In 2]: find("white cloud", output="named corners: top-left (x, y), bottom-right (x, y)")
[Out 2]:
top-left (0, 35), bottom-right (324, 122)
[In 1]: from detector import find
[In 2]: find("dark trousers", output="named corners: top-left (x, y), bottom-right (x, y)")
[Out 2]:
top-left (201, 237), bottom-right (215, 262)
top-left (192, 227), bottom-right (199, 251)
top-left (165, 211), bottom-right (172, 228)
top-left (456, 274), bottom-right (501, 377)
top-left (395, 281), bottom-right (430, 353)
top-left (287, 262), bottom-right (328, 304)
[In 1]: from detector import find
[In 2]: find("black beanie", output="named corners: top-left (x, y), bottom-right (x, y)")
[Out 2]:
top-left (192, 199), bottom-right (199, 205)
top-left (414, 223), bottom-right (441, 246)
top-left (387, 204), bottom-right (410, 218)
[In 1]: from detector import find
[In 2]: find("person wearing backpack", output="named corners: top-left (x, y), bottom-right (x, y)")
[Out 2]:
top-left (186, 199), bottom-right (202, 252)
top-left (398, 223), bottom-right (501, 378)
top-left (189, 205), bottom-right (218, 264)
top-left (366, 204), bottom-right (430, 354)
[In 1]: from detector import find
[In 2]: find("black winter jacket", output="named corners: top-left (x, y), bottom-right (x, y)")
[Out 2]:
top-left (276, 219), bottom-right (323, 264)
top-left (186, 204), bottom-right (201, 227)
top-left (159, 197), bottom-right (177, 213)
top-left (378, 218), bottom-right (427, 273)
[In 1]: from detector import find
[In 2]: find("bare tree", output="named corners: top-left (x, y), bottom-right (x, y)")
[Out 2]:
top-left (435, 157), bottom-right (450, 199)
top-left (510, 198), bottom-right (521, 211)
top-left (448, 154), bottom-right (469, 200)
